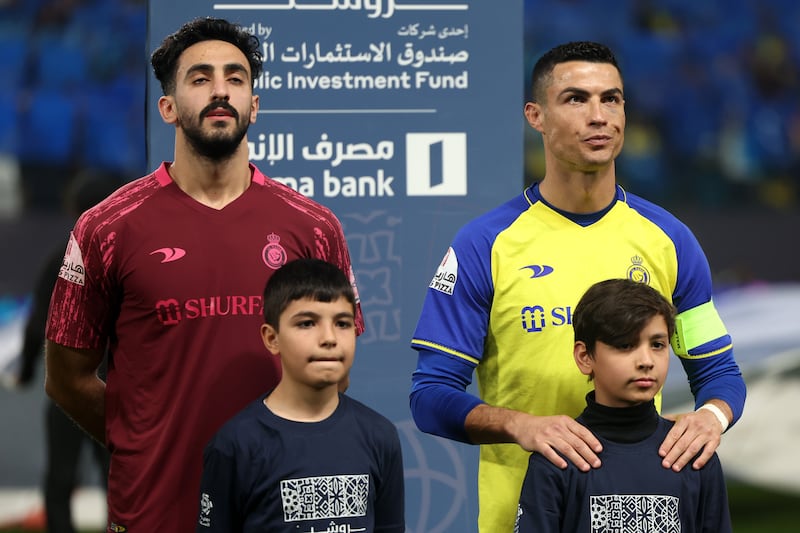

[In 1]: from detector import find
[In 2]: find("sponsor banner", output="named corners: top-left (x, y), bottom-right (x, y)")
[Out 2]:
top-left (148, 2), bottom-right (523, 531)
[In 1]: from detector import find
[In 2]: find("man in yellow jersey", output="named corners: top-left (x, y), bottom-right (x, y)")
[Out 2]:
top-left (409, 41), bottom-right (745, 533)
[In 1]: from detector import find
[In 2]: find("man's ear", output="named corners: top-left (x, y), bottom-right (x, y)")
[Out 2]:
top-left (249, 94), bottom-right (259, 124)
top-left (573, 341), bottom-right (594, 377)
top-left (260, 323), bottom-right (280, 355)
top-left (158, 95), bottom-right (178, 125)
top-left (524, 101), bottom-right (545, 133)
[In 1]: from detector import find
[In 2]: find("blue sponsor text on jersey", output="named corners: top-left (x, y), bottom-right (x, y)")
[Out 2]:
top-left (520, 304), bottom-right (573, 332)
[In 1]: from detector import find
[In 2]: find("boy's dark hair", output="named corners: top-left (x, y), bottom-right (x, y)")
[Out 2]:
top-left (151, 17), bottom-right (263, 95)
top-left (530, 41), bottom-right (621, 103)
top-left (573, 279), bottom-right (676, 355)
top-left (262, 258), bottom-right (356, 329)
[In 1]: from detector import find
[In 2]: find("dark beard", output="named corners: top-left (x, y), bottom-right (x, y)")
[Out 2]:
top-left (182, 102), bottom-right (249, 161)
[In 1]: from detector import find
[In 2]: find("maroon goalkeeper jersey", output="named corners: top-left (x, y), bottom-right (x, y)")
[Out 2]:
top-left (46, 162), bottom-right (363, 533)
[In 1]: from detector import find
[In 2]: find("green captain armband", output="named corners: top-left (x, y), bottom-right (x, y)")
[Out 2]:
top-left (671, 300), bottom-right (728, 357)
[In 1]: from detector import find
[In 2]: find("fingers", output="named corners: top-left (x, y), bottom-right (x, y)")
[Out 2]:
top-left (690, 445), bottom-right (716, 470)
top-left (558, 438), bottom-right (600, 472)
top-left (659, 410), bottom-right (722, 471)
top-left (522, 415), bottom-right (602, 472)
top-left (567, 423), bottom-right (603, 470)
top-left (660, 431), bottom-right (705, 471)
top-left (538, 447), bottom-right (569, 470)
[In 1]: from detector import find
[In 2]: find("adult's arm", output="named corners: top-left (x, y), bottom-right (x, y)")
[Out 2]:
top-left (44, 340), bottom-right (105, 443)
top-left (660, 216), bottom-right (746, 471)
top-left (410, 349), bottom-right (601, 471)
top-left (660, 300), bottom-right (745, 471)
top-left (374, 427), bottom-right (406, 533)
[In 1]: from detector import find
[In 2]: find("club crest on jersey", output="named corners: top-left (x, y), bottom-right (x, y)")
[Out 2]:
top-left (262, 233), bottom-right (288, 270)
top-left (430, 246), bottom-right (457, 295)
top-left (627, 255), bottom-right (651, 284)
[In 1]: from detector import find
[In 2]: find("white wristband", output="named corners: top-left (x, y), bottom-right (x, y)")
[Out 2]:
top-left (698, 404), bottom-right (729, 432)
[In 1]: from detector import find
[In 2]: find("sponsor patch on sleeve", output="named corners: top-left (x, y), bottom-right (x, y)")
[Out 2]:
top-left (429, 247), bottom-right (458, 295)
top-left (58, 232), bottom-right (86, 286)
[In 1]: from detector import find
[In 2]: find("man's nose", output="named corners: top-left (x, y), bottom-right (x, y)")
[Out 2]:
top-left (211, 77), bottom-right (229, 100)
top-left (587, 98), bottom-right (607, 124)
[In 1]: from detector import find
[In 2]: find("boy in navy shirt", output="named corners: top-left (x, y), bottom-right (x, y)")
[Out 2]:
top-left (197, 258), bottom-right (405, 532)
top-left (516, 279), bottom-right (732, 532)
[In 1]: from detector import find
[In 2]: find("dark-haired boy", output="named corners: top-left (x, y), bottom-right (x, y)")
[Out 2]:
top-left (197, 258), bottom-right (404, 533)
top-left (516, 279), bottom-right (732, 532)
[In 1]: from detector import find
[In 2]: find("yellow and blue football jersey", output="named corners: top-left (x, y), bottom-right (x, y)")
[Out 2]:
top-left (411, 183), bottom-right (743, 533)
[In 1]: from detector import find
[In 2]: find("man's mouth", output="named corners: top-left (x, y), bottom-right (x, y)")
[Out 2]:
top-left (202, 104), bottom-right (237, 120)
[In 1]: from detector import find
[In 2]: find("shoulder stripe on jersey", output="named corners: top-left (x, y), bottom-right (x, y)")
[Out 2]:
top-left (411, 339), bottom-right (480, 366)
top-left (672, 300), bottom-right (728, 356)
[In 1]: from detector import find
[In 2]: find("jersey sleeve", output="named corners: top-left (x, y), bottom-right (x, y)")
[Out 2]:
top-left (698, 454), bottom-right (732, 532)
top-left (410, 219), bottom-right (496, 363)
top-left (45, 214), bottom-right (117, 349)
top-left (197, 437), bottom-right (243, 533)
top-left (516, 453), bottom-right (565, 532)
top-left (409, 348), bottom-right (483, 442)
top-left (373, 423), bottom-right (406, 533)
top-left (409, 205), bottom-right (517, 440)
top-left (669, 220), bottom-right (745, 424)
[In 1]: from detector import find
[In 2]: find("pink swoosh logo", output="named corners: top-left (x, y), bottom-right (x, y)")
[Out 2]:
top-left (150, 247), bottom-right (186, 263)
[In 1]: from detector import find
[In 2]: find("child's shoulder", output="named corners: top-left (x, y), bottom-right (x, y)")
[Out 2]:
top-left (657, 415), bottom-right (676, 431)
top-left (341, 394), bottom-right (398, 433)
top-left (206, 396), bottom-right (272, 451)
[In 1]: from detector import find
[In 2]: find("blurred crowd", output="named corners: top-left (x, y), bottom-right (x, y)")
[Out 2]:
top-left (526, 0), bottom-right (800, 211)
top-left (0, 0), bottom-right (146, 214)
top-left (0, 0), bottom-right (798, 214)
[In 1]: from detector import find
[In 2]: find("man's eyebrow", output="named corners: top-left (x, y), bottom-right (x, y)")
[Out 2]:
top-left (558, 87), bottom-right (623, 98)
top-left (184, 62), bottom-right (249, 78)
top-left (184, 63), bottom-right (212, 78)
top-left (223, 62), bottom-right (249, 75)
top-left (601, 87), bottom-right (624, 98)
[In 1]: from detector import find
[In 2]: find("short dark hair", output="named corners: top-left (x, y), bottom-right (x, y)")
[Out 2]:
top-left (151, 17), bottom-right (263, 95)
top-left (262, 258), bottom-right (356, 329)
top-left (573, 278), bottom-right (676, 355)
top-left (530, 41), bottom-right (621, 103)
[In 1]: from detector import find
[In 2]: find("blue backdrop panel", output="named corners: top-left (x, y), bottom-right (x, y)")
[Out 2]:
top-left (147, 2), bottom-right (523, 531)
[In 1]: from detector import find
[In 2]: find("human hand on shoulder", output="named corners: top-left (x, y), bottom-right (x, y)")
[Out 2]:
top-left (512, 412), bottom-right (603, 472)
top-left (660, 402), bottom-right (730, 471)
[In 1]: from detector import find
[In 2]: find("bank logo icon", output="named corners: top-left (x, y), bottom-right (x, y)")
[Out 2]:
top-left (406, 133), bottom-right (467, 196)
